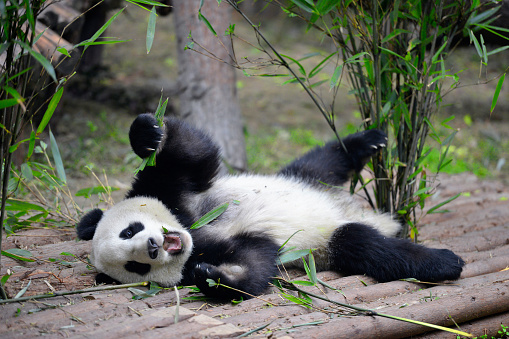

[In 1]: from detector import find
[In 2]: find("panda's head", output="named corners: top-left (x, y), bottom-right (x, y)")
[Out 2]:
top-left (76, 197), bottom-right (193, 287)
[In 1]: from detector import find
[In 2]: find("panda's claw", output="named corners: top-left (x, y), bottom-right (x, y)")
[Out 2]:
top-left (371, 145), bottom-right (378, 149)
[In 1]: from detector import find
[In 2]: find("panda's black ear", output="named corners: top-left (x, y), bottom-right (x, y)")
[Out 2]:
top-left (76, 208), bottom-right (104, 240)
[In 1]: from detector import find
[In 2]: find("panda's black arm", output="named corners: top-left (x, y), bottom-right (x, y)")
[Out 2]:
top-left (328, 223), bottom-right (465, 283)
top-left (183, 232), bottom-right (280, 300)
top-left (279, 129), bottom-right (387, 186)
top-left (127, 114), bottom-right (221, 211)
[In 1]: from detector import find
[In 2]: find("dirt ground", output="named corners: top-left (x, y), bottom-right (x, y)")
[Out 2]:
top-left (1, 4), bottom-right (509, 338)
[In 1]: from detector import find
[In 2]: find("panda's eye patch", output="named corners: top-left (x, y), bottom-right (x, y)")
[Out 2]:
top-left (120, 222), bottom-right (145, 240)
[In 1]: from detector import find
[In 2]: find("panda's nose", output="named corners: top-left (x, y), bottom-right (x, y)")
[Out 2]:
top-left (147, 237), bottom-right (159, 259)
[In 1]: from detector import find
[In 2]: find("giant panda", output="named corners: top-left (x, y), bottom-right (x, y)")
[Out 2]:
top-left (76, 113), bottom-right (465, 299)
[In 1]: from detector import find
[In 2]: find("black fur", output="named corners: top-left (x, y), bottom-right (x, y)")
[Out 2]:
top-left (119, 222), bottom-right (145, 240)
top-left (328, 223), bottom-right (465, 282)
top-left (76, 208), bottom-right (103, 240)
top-left (126, 114), bottom-right (221, 226)
top-left (95, 273), bottom-right (121, 285)
top-left (124, 261), bottom-right (152, 276)
top-left (182, 231), bottom-right (280, 300)
top-left (279, 129), bottom-right (387, 186)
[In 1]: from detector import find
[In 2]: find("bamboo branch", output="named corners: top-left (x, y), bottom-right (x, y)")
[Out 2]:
top-left (0, 282), bottom-right (149, 304)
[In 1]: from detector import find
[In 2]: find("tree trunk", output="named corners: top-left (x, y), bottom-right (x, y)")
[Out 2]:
top-left (173, 0), bottom-right (247, 172)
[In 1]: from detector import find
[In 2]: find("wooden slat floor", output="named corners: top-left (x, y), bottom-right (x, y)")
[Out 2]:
top-left (1, 173), bottom-right (508, 338)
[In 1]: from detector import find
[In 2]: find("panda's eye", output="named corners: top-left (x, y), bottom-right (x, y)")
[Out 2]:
top-left (120, 222), bottom-right (145, 240)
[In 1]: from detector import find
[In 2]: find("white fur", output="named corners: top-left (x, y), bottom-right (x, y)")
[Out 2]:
top-left (187, 174), bottom-right (400, 269)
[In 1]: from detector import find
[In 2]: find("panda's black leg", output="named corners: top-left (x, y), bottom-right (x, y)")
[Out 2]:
top-left (127, 114), bottom-right (221, 210)
top-left (279, 129), bottom-right (387, 186)
top-left (328, 223), bottom-right (465, 283)
top-left (190, 233), bottom-right (280, 300)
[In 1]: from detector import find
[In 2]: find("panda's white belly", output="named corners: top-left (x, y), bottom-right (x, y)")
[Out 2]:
top-left (188, 174), bottom-right (353, 251)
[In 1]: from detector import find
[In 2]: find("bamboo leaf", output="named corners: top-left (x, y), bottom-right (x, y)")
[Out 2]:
top-left (5, 199), bottom-right (46, 213)
top-left (281, 54), bottom-right (306, 76)
top-left (491, 73), bottom-right (505, 113)
top-left (36, 87), bottom-right (63, 135)
top-left (468, 30), bottom-right (482, 59)
top-left (306, 251), bottom-right (317, 284)
top-left (126, 0), bottom-right (169, 6)
top-left (0, 98), bottom-right (19, 109)
top-left (1, 249), bottom-right (36, 262)
top-left (56, 46), bottom-right (71, 58)
top-left (277, 249), bottom-right (312, 265)
top-left (14, 280), bottom-right (31, 299)
top-left (16, 40), bottom-right (57, 82)
top-left (316, 0), bottom-right (340, 15)
top-left (146, 6), bottom-right (157, 54)
top-left (309, 51), bottom-right (337, 78)
top-left (427, 193), bottom-right (461, 214)
top-left (49, 129), bottom-right (67, 184)
top-left (190, 202), bottom-right (229, 229)
top-left (74, 8), bottom-right (125, 51)
top-left (329, 64), bottom-right (343, 89)
top-left (198, 12), bottom-right (217, 36)
top-left (288, 0), bottom-right (315, 13)
top-left (75, 186), bottom-right (119, 198)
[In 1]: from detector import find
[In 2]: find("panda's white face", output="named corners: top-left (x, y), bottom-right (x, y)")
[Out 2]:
top-left (91, 197), bottom-right (193, 287)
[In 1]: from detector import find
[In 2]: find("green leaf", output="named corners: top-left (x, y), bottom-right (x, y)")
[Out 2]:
top-left (21, 163), bottom-right (33, 181)
top-left (0, 98), bottom-right (19, 109)
top-left (146, 6), bottom-right (157, 54)
top-left (14, 279), bottom-right (31, 299)
top-left (315, 0), bottom-right (340, 15)
top-left (56, 46), bottom-right (71, 58)
top-left (305, 251), bottom-right (317, 285)
top-left (5, 248), bottom-right (33, 257)
top-left (309, 51), bottom-right (337, 78)
top-left (1, 249), bottom-right (36, 262)
top-left (27, 130), bottom-right (37, 159)
top-left (75, 186), bottom-right (119, 198)
top-left (276, 249), bottom-right (312, 265)
top-left (190, 202), bottom-right (229, 229)
top-left (288, 0), bottom-right (315, 13)
top-left (49, 129), bottom-right (66, 184)
top-left (281, 54), bottom-right (307, 76)
top-left (491, 73), bottom-right (505, 113)
top-left (126, 0), bottom-right (169, 6)
top-left (198, 12), bottom-right (217, 36)
top-left (280, 293), bottom-right (313, 308)
top-left (329, 64), bottom-right (343, 89)
top-left (16, 40), bottom-right (57, 82)
top-left (74, 8), bottom-right (125, 51)
top-left (469, 30), bottom-right (482, 59)
top-left (36, 87), bottom-right (64, 135)
top-left (5, 199), bottom-right (46, 213)
top-left (427, 193), bottom-right (461, 214)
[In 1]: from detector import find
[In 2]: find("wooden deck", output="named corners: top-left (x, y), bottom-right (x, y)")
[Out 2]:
top-left (1, 173), bottom-right (508, 338)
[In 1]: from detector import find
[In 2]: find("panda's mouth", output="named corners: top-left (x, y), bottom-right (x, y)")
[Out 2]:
top-left (163, 232), bottom-right (182, 255)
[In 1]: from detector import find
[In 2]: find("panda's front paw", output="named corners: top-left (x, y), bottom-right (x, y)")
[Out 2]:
top-left (343, 129), bottom-right (387, 170)
top-left (357, 129), bottom-right (387, 153)
top-left (193, 263), bottom-right (243, 299)
top-left (129, 113), bottom-right (164, 159)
